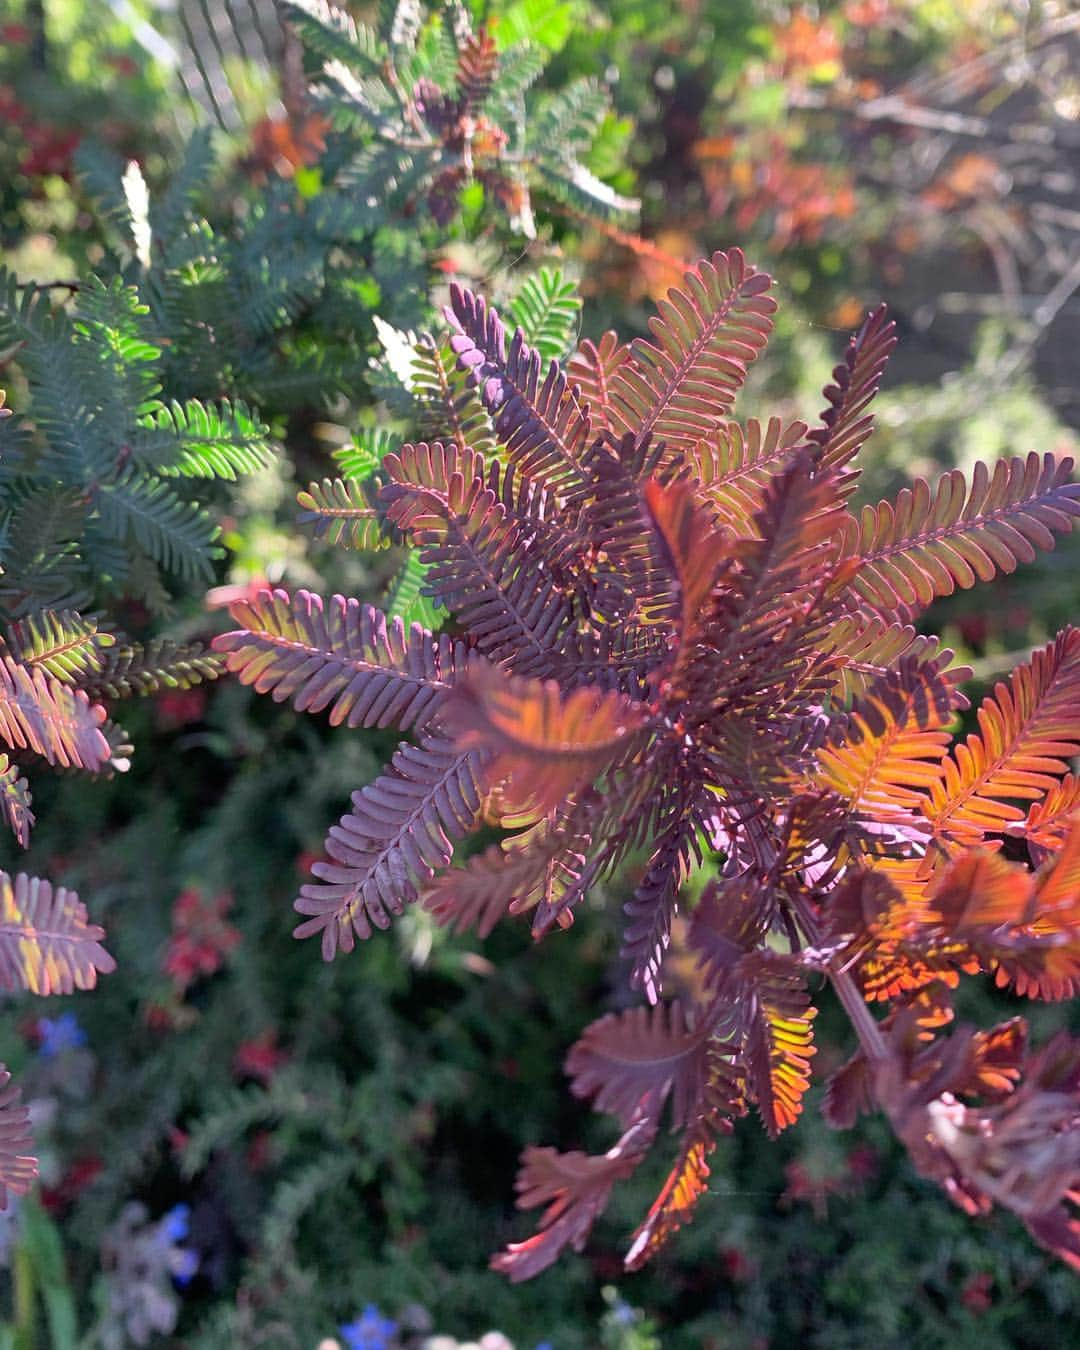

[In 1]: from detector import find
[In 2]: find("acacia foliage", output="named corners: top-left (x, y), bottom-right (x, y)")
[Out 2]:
top-left (218, 248), bottom-right (1080, 1278)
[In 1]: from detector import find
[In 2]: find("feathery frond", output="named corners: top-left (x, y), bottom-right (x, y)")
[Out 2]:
top-left (215, 588), bottom-right (462, 730)
top-left (0, 870), bottom-right (115, 995)
top-left (0, 1067), bottom-right (36, 1210)
top-left (842, 454), bottom-right (1080, 617)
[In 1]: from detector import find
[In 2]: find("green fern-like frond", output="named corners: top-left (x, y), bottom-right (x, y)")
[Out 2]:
top-left (385, 550), bottom-right (441, 629)
top-left (94, 471), bottom-right (220, 583)
top-left (333, 428), bottom-right (402, 481)
top-left (1, 609), bottom-right (112, 681)
top-left (508, 268), bottom-right (581, 362)
top-left (297, 478), bottom-right (390, 551)
top-left (282, 0), bottom-right (388, 76)
top-left (134, 399), bottom-right (275, 480)
top-left (75, 640), bottom-right (224, 700)
top-left (151, 126), bottom-right (216, 246)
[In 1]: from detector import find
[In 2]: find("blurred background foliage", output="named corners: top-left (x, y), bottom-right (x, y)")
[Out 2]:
top-left (1, 0), bottom-right (1079, 1346)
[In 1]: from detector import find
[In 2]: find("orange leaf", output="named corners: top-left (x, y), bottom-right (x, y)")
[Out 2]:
top-left (450, 661), bottom-right (648, 816)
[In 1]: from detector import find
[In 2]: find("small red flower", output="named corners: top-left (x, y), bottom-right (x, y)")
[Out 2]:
top-left (961, 1271), bottom-right (994, 1315)
top-left (719, 1244), bottom-right (756, 1282)
top-left (40, 1155), bottom-right (103, 1213)
top-left (233, 1030), bottom-right (288, 1085)
top-left (163, 889), bottom-right (241, 994)
top-left (156, 686), bottom-right (208, 729)
top-left (104, 53), bottom-right (139, 78)
top-left (19, 125), bottom-right (81, 179)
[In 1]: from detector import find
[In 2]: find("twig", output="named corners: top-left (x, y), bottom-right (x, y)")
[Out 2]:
top-left (792, 892), bottom-right (889, 1063)
top-left (14, 279), bottom-right (81, 294)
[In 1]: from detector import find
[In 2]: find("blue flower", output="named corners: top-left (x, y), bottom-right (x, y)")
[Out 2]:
top-left (171, 1246), bottom-right (199, 1288)
top-left (339, 1304), bottom-right (398, 1350)
top-left (534, 1343), bottom-right (555, 1350)
top-left (612, 1299), bottom-right (636, 1326)
top-left (37, 1012), bottom-right (86, 1058)
top-left (160, 1203), bottom-right (190, 1244)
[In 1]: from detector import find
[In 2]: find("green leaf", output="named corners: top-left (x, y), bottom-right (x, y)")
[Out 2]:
top-left (135, 399), bottom-right (275, 480)
top-left (19, 1197), bottom-right (77, 1349)
top-left (495, 0), bottom-right (578, 52)
top-left (385, 550), bottom-right (441, 629)
top-left (333, 427), bottom-right (401, 481)
top-left (509, 268), bottom-right (581, 362)
top-left (93, 471), bottom-right (219, 582)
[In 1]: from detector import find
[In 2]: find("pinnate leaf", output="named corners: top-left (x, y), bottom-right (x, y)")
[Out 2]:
top-left (215, 588), bottom-right (462, 731)
top-left (842, 454), bottom-right (1080, 617)
top-left (567, 1000), bottom-right (706, 1132)
top-left (737, 952), bottom-right (817, 1138)
top-left (0, 656), bottom-right (110, 771)
top-left (0, 755), bottom-right (33, 847)
top-left (925, 628), bottom-right (1080, 846)
top-left (490, 1121), bottom-right (653, 1282)
top-left (606, 248), bottom-right (775, 455)
top-left (449, 660), bottom-right (648, 815)
top-left (0, 870), bottom-right (115, 995)
top-left (0, 1066), bottom-right (35, 1210)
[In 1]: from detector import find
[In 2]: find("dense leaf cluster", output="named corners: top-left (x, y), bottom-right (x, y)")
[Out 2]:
top-left (221, 250), bottom-right (1080, 1280)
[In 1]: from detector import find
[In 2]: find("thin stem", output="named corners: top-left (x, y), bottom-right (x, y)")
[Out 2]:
top-left (14, 280), bottom-right (80, 294)
top-left (792, 892), bottom-right (889, 1063)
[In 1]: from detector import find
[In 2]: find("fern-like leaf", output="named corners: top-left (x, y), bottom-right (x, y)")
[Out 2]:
top-left (447, 283), bottom-right (593, 501)
top-left (817, 654), bottom-right (968, 825)
top-left (0, 656), bottom-right (110, 770)
top-left (842, 454), bottom-right (1080, 616)
top-left (382, 441), bottom-right (575, 671)
top-left (924, 629), bottom-right (1080, 846)
top-left (456, 27), bottom-right (498, 115)
top-left (1015, 774), bottom-right (1080, 857)
top-left (294, 733), bottom-right (483, 957)
top-left (689, 415), bottom-right (807, 534)
top-left (0, 1067), bottom-right (36, 1210)
top-left (803, 303), bottom-right (896, 484)
top-left (624, 1135), bottom-right (714, 1271)
top-left (411, 335), bottom-right (497, 457)
top-left (567, 1001), bottom-right (706, 1133)
top-left (566, 331), bottom-right (631, 436)
top-left (297, 478), bottom-right (389, 551)
top-left (641, 478), bottom-right (730, 684)
top-left (0, 755), bottom-right (33, 847)
top-left (0, 870), bottom-right (115, 995)
top-left (490, 1121), bottom-right (654, 1283)
top-left (1, 609), bottom-right (112, 682)
top-left (508, 268), bottom-right (581, 363)
top-left (422, 826), bottom-right (585, 938)
top-left (214, 588), bottom-right (462, 731)
top-left (449, 661), bottom-right (648, 817)
top-left (94, 469), bottom-right (219, 582)
top-left (136, 399), bottom-right (274, 481)
top-left (605, 249), bottom-right (775, 455)
top-left (282, 0), bottom-right (387, 75)
top-left (76, 639), bottom-right (223, 700)
top-left (737, 952), bottom-right (817, 1138)
top-left (815, 616), bottom-right (944, 704)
